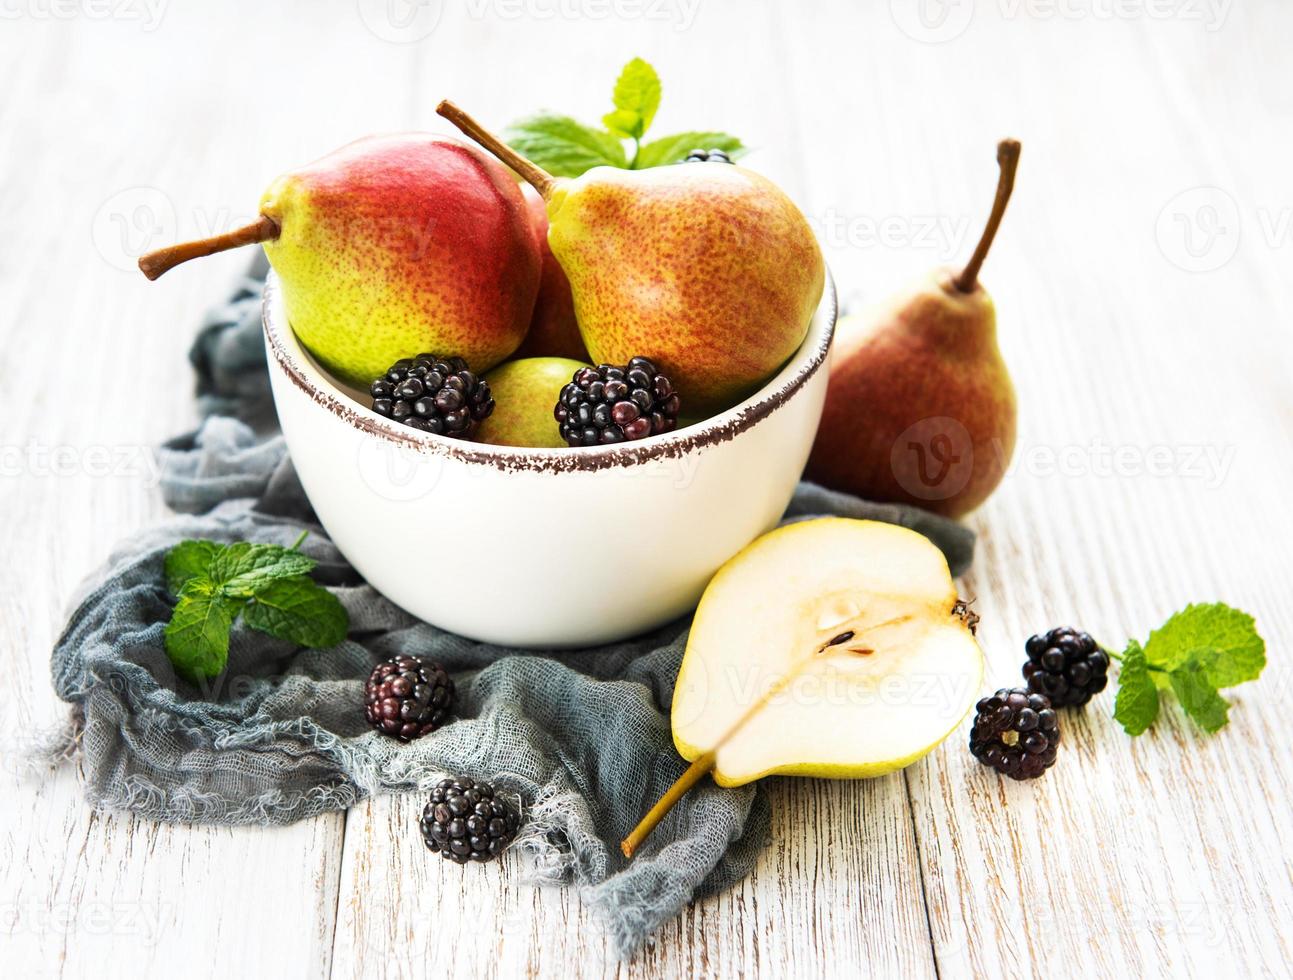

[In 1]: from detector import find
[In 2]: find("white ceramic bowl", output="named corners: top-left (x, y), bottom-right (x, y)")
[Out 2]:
top-left (263, 270), bottom-right (836, 647)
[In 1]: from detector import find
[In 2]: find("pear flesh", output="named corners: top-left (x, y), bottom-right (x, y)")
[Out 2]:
top-left (672, 518), bottom-right (984, 786)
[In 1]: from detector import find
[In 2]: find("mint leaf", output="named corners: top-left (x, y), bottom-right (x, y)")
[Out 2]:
top-left (207, 542), bottom-right (316, 598)
top-left (634, 132), bottom-right (746, 169)
top-left (1114, 602), bottom-right (1263, 736)
top-left (1143, 603), bottom-right (1264, 688)
top-left (1168, 652), bottom-right (1230, 733)
top-left (1113, 640), bottom-right (1160, 736)
top-left (165, 539), bottom-right (221, 595)
top-left (243, 576), bottom-right (348, 649)
top-left (602, 57), bottom-right (661, 140)
top-left (164, 582), bottom-right (241, 682)
top-left (504, 114), bottom-right (627, 178)
top-left (507, 60), bottom-right (745, 176)
top-left (160, 537), bottom-right (345, 681)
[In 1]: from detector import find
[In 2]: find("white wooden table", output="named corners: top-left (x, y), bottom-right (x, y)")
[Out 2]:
top-left (4, 2), bottom-right (1291, 976)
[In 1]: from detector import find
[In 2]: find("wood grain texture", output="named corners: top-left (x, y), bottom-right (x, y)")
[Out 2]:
top-left (3, 1), bottom-right (1291, 977)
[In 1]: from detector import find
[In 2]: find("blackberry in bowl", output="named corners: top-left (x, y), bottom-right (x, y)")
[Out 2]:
top-left (555, 357), bottom-right (681, 446)
top-left (369, 354), bottom-right (493, 438)
top-left (682, 148), bottom-right (734, 164)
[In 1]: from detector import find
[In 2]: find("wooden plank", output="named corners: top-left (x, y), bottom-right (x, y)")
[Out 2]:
top-left (0, 3), bottom-right (413, 976)
top-left (330, 776), bottom-right (938, 979)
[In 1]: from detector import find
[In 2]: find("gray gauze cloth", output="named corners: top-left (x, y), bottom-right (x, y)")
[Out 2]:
top-left (50, 258), bottom-right (974, 956)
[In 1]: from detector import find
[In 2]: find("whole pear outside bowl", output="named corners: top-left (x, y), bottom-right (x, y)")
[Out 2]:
top-left (263, 270), bottom-right (837, 647)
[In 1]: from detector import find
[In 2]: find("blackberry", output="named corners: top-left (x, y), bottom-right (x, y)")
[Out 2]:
top-left (420, 777), bottom-right (520, 864)
top-left (364, 655), bottom-right (454, 741)
top-left (682, 148), bottom-right (733, 164)
top-left (369, 354), bottom-right (493, 438)
top-left (969, 687), bottom-right (1060, 780)
top-left (554, 357), bottom-right (681, 447)
top-left (1023, 627), bottom-right (1109, 707)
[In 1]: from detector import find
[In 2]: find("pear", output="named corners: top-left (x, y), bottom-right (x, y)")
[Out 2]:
top-left (621, 517), bottom-right (983, 858)
top-left (437, 102), bottom-right (825, 416)
top-left (512, 185), bottom-right (589, 362)
top-left (475, 356), bottom-right (590, 448)
top-left (805, 140), bottom-right (1021, 518)
top-left (138, 134), bottom-right (541, 388)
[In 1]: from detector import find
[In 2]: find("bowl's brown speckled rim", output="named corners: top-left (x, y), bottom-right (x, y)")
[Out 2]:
top-left (263, 270), bottom-right (836, 474)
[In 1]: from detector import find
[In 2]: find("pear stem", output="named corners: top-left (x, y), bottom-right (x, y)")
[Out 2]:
top-left (138, 215), bottom-right (279, 281)
top-left (436, 100), bottom-right (558, 200)
top-left (619, 626), bottom-right (885, 859)
top-left (953, 139), bottom-right (1021, 294)
top-left (621, 754), bottom-right (715, 859)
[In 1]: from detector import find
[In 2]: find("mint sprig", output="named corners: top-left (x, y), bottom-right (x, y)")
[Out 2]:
top-left (1111, 641), bottom-right (1158, 735)
top-left (162, 533), bottom-right (348, 682)
top-left (504, 114), bottom-right (628, 178)
top-left (505, 57), bottom-right (745, 177)
top-left (635, 131), bottom-right (745, 170)
top-left (602, 56), bottom-right (661, 142)
top-left (1112, 603), bottom-right (1264, 736)
top-left (166, 582), bottom-right (241, 682)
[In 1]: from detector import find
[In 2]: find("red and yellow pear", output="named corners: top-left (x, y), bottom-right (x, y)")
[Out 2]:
top-left (138, 134), bottom-right (541, 388)
top-left (806, 140), bottom-right (1022, 518)
top-left (436, 101), bottom-right (825, 416)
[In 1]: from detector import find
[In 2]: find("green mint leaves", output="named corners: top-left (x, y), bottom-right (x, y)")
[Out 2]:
top-left (162, 534), bottom-right (348, 683)
top-left (505, 114), bottom-right (628, 177)
top-left (1111, 641), bottom-right (1158, 735)
top-left (1113, 603), bottom-right (1263, 736)
top-left (165, 582), bottom-right (241, 683)
top-left (204, 541), bottom-right (317, 597)
top-left (603, 56), bottom-right (661, 141)
top-left (505, 57), bottom-right (745, 177)
top-left (1142, 602), bottom-right (1265, 688)
top-left (633, 131), bottom-right (744, 169)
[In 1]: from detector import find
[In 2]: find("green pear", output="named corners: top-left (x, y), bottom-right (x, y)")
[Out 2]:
top-left (621, 518), bottom-right (983, 857)
top-left (138, 134), bottom-right (542, 388)
top-left (476, 357), bottom-right (590, 448)
top-left (437, 102), bottom-right (825, 416)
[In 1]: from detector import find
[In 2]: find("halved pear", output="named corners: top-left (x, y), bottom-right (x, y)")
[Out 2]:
top-left (622, 518), bottom-right (984, 857)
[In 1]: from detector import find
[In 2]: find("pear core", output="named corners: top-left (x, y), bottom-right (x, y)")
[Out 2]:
top-left (671, 518), bottom-right (984, 786)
